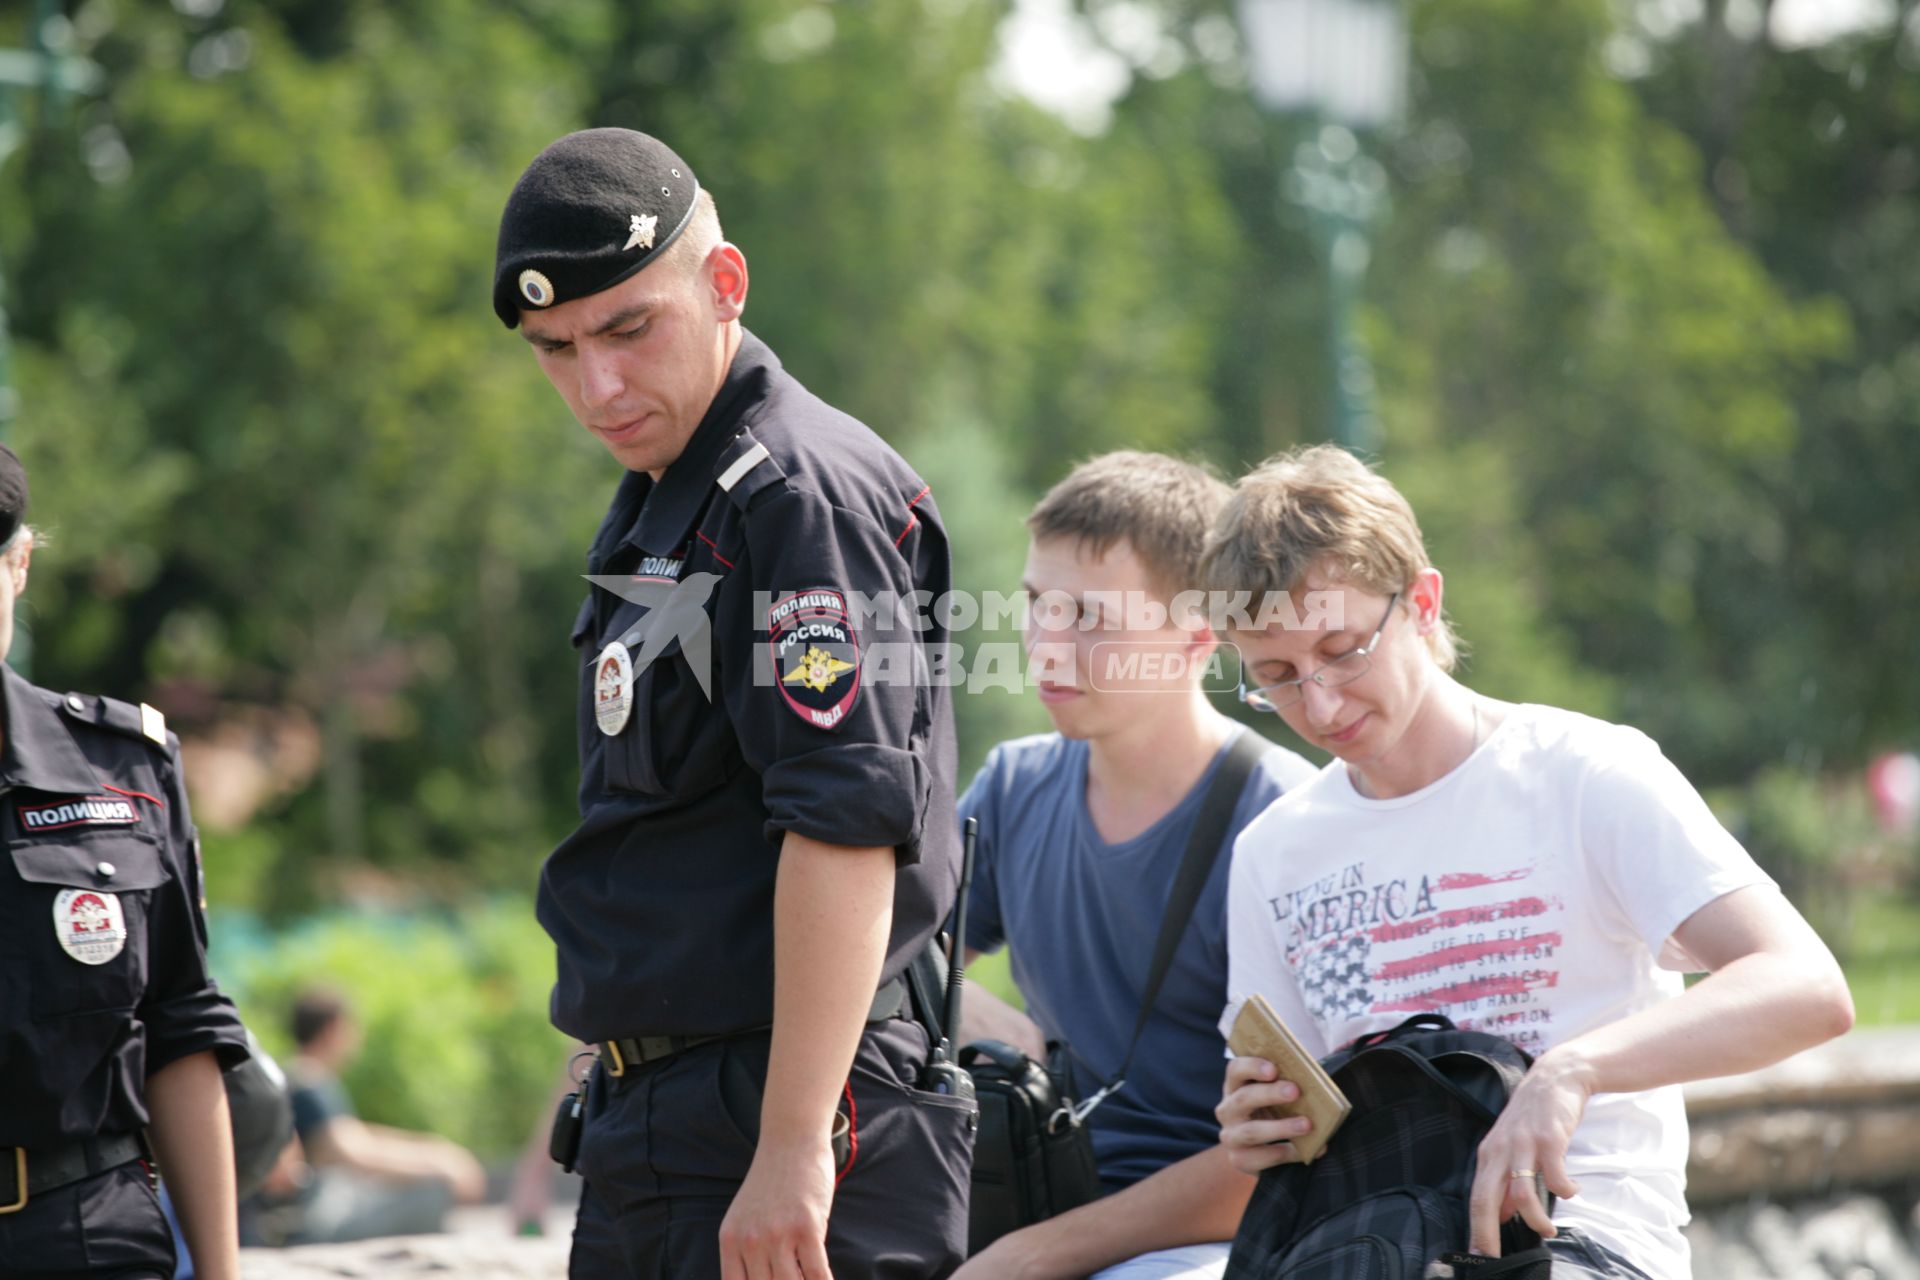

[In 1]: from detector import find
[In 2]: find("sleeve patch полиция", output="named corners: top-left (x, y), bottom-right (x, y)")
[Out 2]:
top-left (768, 587), bottom-right (861, 730)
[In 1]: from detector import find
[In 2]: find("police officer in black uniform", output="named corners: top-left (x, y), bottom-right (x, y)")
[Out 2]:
top-left (0, 444), bottom-right (250, 1279)
top-left (494, 130), bottom-right (971, 1279)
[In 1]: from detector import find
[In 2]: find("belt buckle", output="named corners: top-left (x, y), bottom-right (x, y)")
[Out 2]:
top-left (0, 1148), bottom-right (25, 1215)
top-left (602, 1040), bottom-right (626, 1079)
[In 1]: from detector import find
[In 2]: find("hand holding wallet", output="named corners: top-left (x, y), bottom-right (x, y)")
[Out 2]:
top-left (1226, 994), bottom-right (1352, 1165)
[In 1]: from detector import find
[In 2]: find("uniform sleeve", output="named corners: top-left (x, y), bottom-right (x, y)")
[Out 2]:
top-left (1577, 726), bottom-right (1776, 971)
top-left (1219, 820), bottom-right (1330, 1060)
top-left (139, 743), bottom-right (250, 1075)
top-left (721, 488), bottom-right (931, 857)
top-left (957, 749), bottom-right (1005, 956)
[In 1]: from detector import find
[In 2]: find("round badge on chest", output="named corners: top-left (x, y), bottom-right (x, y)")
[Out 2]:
top-left (594, 640), bottom-right (635, 737)
top-left (53, 887), bottom-right (129, 965)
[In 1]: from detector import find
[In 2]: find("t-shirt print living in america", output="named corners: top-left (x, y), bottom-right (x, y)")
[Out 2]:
top-left (1280, 857), bottom-right (1562, 1055)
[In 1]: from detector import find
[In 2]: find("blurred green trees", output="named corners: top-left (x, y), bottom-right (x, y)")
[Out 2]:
top-left (0, 0), bottom-right (1912, 920)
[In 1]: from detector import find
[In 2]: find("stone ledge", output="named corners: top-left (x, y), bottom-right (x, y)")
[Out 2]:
top-left (1684, 1028), bottom-right (1920, 1206)
top-left (1684, 1027), bottom-right (1920, 1115)
top-left (239, 1208), bottom-right (569, 1278)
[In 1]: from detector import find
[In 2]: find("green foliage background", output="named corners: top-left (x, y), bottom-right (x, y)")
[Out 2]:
top-left (214, 902), bottom-right (567, 1158)
top-left (2, 0), bottom-right (1916, 1150)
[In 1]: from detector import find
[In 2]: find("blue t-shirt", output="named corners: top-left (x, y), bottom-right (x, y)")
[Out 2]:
top-left (288, 1064), bottom-right (354, 1146)
top-left (960, 727), bottom-right (1315, 1191)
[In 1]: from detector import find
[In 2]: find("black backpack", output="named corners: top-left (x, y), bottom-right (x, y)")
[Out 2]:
top-left (1226, 1014), bottom-right (1555, 1280)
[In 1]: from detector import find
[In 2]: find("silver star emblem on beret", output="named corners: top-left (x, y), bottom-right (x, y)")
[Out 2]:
top-left (624, 213), bottom-right (659, 252)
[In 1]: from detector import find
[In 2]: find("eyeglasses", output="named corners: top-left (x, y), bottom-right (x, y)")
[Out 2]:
top-left (1237, 592), bottom-right (1401, 714)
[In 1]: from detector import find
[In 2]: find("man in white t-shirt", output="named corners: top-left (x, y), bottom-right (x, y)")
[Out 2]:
top-left (1200, 445), bottom-right (1854, 1280)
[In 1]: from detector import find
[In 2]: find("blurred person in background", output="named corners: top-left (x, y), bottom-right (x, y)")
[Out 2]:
top-left (0, 442), bottom-right (249, 1279)
top-left (279, 986), bottom-right (485, 1244)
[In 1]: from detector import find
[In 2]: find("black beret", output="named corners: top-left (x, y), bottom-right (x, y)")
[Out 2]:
top-left (493, 128), bottom-right (702, 329)
top-left (0, 444), bottom-right (28, 546)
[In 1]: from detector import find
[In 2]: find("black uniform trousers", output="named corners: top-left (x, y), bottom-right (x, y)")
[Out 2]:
top-left (0, 1161), bottom-right (174, 1280)
top-left (569, 1015), bottom-right (971, 1280)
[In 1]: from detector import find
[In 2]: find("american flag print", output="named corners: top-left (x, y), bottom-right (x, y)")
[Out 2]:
top-left (1269, 860), bottom-right (1564, 1054)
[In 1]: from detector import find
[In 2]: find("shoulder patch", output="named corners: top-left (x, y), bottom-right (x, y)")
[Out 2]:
top-left (716, 431), bottom-right (786, 512)
top-left (717, 441), bottom-right (769, 492)
top-left (67, 693), bottom-right (174, 754)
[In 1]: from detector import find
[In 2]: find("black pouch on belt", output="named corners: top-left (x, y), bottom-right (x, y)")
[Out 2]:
top-left (549, 1083), bottom-right (586, 1173)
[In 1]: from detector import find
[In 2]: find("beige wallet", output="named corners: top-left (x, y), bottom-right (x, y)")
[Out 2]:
top-left (1226, 994), bottom-right (1352, 1165)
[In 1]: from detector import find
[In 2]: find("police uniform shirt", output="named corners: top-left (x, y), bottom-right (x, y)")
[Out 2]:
top-left (0, 664), bottom-right (249, 1151)
top-left (538, 330), bottom-right (961, 1041)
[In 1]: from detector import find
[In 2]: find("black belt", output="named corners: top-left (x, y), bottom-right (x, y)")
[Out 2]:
top-left (601, 974), bottom-right (908, 1078)
top-left (0, 1131), bottom-right (146, 1215)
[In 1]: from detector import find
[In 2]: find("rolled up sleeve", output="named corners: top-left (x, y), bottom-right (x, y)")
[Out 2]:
top-left (721, 489), bottom-right (931, 860)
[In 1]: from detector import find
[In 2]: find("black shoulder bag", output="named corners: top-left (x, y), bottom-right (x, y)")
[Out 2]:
top-left (961, 729), bottom-right (1272, 1254)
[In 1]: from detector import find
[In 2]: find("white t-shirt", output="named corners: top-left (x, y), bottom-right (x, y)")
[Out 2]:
top-left (1221, 704), bottom-right (1773, 1280)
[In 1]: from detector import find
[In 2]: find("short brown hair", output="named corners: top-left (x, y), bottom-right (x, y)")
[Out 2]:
top-left (1027, 451), bottom-right (1231, 601)
top-left (290, 987), bottom-right (352, 1049)
top-left (1199, 445), bottom-right (1459, 669)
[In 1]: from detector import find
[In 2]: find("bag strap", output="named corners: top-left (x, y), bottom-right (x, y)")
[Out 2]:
top-left (1077, 728), bottom-right (1272, 1117)
top-left (1430, 1246), bottom-right (1556, 1278)
top-left (959, 1038), bottom-right (1037, 1075)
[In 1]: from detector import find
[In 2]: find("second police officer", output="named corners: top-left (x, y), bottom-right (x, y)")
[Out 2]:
top-left (493, 130), bottom-right (971, 1278)
top-left (0, 443), bottom-right (250, 1279)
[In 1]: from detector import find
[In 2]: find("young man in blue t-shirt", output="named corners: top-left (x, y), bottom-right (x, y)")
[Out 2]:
top-left (953, 452), bottom-right (1316, 1280)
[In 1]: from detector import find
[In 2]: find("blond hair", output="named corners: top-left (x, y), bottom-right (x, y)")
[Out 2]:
top-left (1199, 445), bottom-right (1459, 669)
top-left (661, 188), bottom-right (724, 280)
top-left (1027, 451), bottom-right (1231, 603)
